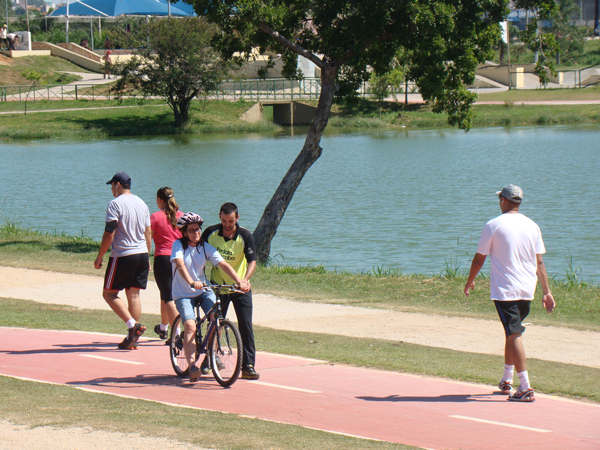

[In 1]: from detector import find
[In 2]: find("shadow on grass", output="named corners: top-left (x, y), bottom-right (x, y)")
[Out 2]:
top-left (335, 98), bottom-right (428, 117)
top-left (0, 240), bottom-right (98, 254)
top-left (54, 110), bottom-right (194, 137)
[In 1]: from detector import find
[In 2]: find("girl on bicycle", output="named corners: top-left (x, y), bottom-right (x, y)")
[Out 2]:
top-left (150, 187), bottom-right (183, 343)
top-left (170, 212), bottom-right (249, 382)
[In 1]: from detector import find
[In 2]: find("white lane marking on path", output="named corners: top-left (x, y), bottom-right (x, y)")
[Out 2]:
top-left (251, 380), bottom-right (321, 394)
top-left (449, 415), bottom-right (552, 433)
top-left (80, 354), bottom-right (144, 365)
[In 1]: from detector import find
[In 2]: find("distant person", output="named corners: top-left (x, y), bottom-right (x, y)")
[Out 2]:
top-left (6, 32), bottom-right (17, 51)
top-left (94, 172), bottom-right (151, 350)
top-left (103, 50), bottom-right (112, 79)
top-left (150, 187), bottom-right (182, 343)
top-left (464, 184), bottom-right (555, 402)
top-left (104, 37), bottom-right (112, 49)
top-left (80, 38), bottom-right (89, 49)
top-left (171, 212), bottom-right (249, 382)
top-left (202, 202), bottom-right (260, 380)
top-left (0, 25), bottom-right (7, 51)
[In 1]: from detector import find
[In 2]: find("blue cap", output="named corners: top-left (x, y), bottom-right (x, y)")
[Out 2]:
top-left (106, 172), bottom-right (131, 185)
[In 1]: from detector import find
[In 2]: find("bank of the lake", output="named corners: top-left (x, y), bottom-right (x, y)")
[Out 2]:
top-left (2, 97), bottom-right (600, 140)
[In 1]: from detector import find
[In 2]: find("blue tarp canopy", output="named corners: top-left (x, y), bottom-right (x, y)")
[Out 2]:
top-left (49, 0), bottom-right (194, 17)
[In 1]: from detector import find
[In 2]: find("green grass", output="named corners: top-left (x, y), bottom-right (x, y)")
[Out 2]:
top-left (0, 99), bottom-right (279, 140)
top-left (328, 98), bottom-right (600, 129)
top-left (0, 56), bottom-right (94, 86)
top-left (1, 222), bottom-right (598, 331)
top-left (1, 297), bottom-right (599, 403)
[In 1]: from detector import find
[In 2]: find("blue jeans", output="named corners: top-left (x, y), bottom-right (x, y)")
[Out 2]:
top-left (175, 290), bottom-right (216, 322)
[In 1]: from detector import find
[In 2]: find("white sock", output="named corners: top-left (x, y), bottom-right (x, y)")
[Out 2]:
top-left (160, 323), bottom-right (168, 331)
top-left (126, 318), bottom-right (136, 329)
top-left (517, 371), bottom-right (531, 390)
top-left (175, 326), bottom-right (181, 336)
top-left (503, 364), bottom-right (514, 382)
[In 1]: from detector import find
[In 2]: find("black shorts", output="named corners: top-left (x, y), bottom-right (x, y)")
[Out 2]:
top-left (153, 255), bottom-right (174, 302)
top-left (104, 253), bottom-right (149, 291)
top-left (494, 300), bottom-right (531, 337)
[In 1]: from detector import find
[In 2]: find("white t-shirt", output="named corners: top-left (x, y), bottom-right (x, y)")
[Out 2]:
top-left (476, 212), bottom-right (546, 301)
top-left (105, 194), bottom-right (150, 257)
top-left (170, 240), bottom-right (224, 300)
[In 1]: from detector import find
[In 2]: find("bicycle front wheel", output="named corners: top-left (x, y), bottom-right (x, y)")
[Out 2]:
top-left (209, 318), bottom-right (243, 387)
top-left (169, 315), bottom-right (199, 377)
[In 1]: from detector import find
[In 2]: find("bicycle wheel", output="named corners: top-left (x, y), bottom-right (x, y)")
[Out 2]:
top-left (169, 315), bottom-right (199, 377)
top-left (209, 318), bottom-right (243, 387)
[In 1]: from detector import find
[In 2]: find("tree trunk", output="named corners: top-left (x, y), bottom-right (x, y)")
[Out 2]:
top-left (253, 65), bottom-right (338, 263)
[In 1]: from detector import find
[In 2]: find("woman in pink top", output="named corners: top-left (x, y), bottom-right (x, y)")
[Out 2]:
top-left (150, 187), bottom-right (183, 342)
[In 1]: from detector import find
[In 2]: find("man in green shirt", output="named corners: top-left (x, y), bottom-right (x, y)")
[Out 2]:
top-left (202, 202), bottom-right (259, 379)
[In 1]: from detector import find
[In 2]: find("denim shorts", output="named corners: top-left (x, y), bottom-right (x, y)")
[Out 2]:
top-left (175, 289), bottom-right (216, 322)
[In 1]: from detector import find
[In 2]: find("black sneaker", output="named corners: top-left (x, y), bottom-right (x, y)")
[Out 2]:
top-left (241, 365), bottom-right (260, 380)
top-left (200, 356), bottom-right (211, 375)
top-left (118, 323), bottom-right (146, 349)
top-left (154, 324), bottom-right (168, 340)
top-left (189, 365), bottom-right (201, 382)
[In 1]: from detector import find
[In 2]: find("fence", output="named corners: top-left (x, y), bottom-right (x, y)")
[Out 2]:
top-left (0, 77), bottom-right (420, 103)
top-left (0, 84), bottom-right (112, 102)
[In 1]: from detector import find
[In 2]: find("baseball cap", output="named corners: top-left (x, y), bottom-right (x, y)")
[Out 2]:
top-left (106, 172), bottom-right (131, 185)
top-left (496, 184), bottom-right (523, 203)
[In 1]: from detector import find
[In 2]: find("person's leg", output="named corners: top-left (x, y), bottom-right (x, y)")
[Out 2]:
top-left (505, 332), bottom-right (526, 371)
top-left (125, 287), bottom-right (141, 321)
top-left (183, 318), bottom-right (197, 367)
top-left (231, 291), bottom-right (256, 369)
top-left (103, 289), bottom-right (133, 323)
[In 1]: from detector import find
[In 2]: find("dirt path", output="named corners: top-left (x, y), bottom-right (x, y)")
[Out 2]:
top-left (2, 266), bottom-right (599, 369)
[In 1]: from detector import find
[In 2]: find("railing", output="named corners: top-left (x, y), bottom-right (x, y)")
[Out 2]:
top-left (0, 84), bottom-right (112, 102)
top-left (0, 78), bottom-right (420, 103)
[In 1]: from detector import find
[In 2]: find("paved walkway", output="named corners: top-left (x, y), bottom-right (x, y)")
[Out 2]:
top-left (2, 327), bottom-right (599, 450)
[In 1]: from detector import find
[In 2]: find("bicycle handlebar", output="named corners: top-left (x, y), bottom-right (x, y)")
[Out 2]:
top-left (200, 284), bottom-right (244, 294)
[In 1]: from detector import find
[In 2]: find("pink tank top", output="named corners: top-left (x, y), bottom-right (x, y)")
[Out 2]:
top-left (151, 210), bottom-right (183, 256)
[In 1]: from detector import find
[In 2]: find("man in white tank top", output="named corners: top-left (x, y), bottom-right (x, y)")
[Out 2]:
top-left (464, 185), bottom-right (555, 402)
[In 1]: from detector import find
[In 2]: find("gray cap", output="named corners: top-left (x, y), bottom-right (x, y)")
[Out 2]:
top-left (496, 184), bottom-right (523, 203)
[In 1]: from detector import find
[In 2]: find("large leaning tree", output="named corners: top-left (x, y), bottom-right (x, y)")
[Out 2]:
top-left (112, 17), bottom-right (231, 127)
top-left (194, 0), bottom-right (557, 263)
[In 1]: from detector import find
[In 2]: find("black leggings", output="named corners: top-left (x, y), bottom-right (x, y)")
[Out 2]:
top-left (153, 255), bottom-right (174, 302)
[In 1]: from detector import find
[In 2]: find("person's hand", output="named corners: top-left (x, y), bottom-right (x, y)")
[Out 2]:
top-left (542, 293), bottom-right (555, 313)
top-left (238, 280), bottom-right (251, 292)
top-left (464, 281), bottom-right (475, 297)
top-left (94, 255), bottom-right (103, 269)
top-left (190, 280), bottom-right (205, 290)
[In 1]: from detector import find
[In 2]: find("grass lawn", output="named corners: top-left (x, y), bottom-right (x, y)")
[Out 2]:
top-left (0, 55), bottom-right (94, 86)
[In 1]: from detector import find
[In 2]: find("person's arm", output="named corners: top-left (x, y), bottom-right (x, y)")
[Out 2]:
top-left (94, 230), bottom-right (115, 269)
top-left (464, 253), bottom-right (487, 297)
top-left (172, 257), bottom-right (205, 289)
top-left (536, 254), bottom-right (555, 313)
top-left (144, 226), bottom-right (152, 253)
top-left (244, 260), bottom-right (256, 282)
top-left (216, 260), bottom-right (250, 292)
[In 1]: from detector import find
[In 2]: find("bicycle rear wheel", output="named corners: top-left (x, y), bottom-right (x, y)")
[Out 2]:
top-left (209, 318), bottom-right (243, 387)
top-left (169, 315), bottom-right (199, 377)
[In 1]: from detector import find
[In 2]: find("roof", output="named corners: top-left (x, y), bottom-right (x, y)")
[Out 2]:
top-left (49, 0), bottom-right (194, 17)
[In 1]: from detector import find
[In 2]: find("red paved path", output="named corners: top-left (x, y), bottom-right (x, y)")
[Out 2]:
top-left (1, 327), bottom-right (599, 449)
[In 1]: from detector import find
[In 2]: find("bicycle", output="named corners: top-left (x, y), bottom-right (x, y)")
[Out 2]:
top-left (169, 284), bottom-right (243, 387)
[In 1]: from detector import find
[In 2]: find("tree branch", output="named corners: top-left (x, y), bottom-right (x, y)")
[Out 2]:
top-left (258, 22), bottom-right (325, 69)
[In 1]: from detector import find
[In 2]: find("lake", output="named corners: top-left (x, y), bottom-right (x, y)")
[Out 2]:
top-left (2, 124), bottom-right (599, 282)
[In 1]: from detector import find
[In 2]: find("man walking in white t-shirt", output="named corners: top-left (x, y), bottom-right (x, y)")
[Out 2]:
top-left (94, 172), bottom-right (151, 350)
top-left (464, 184), bottom-right (555, 402)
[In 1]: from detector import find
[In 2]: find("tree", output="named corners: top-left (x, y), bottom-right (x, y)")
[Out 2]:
top-left (112, 17), bottom-right (231, 127)
top-left (194, 0), bottom-right (556, 262)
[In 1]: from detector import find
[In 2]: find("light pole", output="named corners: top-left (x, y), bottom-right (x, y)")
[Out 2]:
top-left (66, 0), bottom-right (69, 43)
